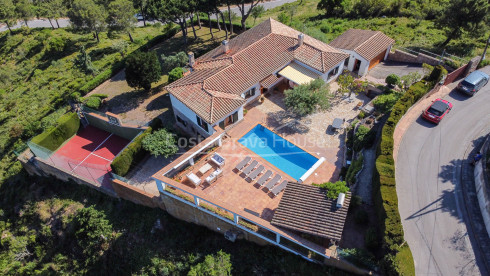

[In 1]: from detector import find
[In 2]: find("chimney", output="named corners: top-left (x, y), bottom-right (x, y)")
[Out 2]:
top-left (222, 40), bottom-right (229, 54)
top-left (336, 193), bottom-right (345, 208)
top-left (188, 52), bottom-right (195, 68)
top-left (297, 33), bottom-right (304, 47)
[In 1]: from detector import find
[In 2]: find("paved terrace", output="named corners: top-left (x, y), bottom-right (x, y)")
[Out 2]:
top-left (152, 127), bottom-right (334, 257)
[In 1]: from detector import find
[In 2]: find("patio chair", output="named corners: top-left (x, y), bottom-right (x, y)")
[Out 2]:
top-left (241, 160), bottom-right (258, 176)
top-left (187, 172), bottom-right (201, 187)
top-left (256, 170), bottom-right (272, 186)
top-left (247, 165), bottom-right (264, 181)
top-left (235, 156), bottom-right (251, 171)
top-left (210, 153), bottom-right (225, 167)
top-left (271, 180), bottom-right (288, 197)
top-left (264, 174), bottom-right (282, 191)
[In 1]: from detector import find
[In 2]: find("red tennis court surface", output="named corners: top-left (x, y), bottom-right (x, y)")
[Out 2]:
top-left (52, 125), bottom-right (130, 190)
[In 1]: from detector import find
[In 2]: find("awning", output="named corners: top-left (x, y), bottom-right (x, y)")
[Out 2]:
top-left (278, 62), bottom-right (320, 85)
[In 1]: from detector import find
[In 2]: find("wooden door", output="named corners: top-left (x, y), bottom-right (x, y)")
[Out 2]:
top-left (368, 49), bottom-right (387, 70)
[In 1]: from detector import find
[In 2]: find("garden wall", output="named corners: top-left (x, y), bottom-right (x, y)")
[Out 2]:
top-left (388, 49), bottom-right (442, 66)
top-left (84, 112), bottom-right (146, 141)
top-left (112, 179), bottom-right (161, 209)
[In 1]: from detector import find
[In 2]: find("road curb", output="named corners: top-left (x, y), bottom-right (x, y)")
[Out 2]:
top-left (461, 132), bottom-right (490, 275)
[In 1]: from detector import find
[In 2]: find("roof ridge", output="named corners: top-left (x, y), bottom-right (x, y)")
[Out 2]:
top-left (354, 30), bottom-right (381, 51)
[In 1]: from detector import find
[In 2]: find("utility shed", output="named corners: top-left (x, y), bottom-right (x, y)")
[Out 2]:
top-left (271, 182), bottom-right (351, 242)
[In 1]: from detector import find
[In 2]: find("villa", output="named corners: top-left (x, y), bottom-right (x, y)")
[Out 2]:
top-left (150, 19), bottom-right (358, 264)
top-left (165, 18), bottom-right (349, 138)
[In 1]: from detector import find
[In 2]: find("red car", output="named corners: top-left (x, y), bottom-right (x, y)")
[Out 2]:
top-left (422, 99), bottom-right (453, 124)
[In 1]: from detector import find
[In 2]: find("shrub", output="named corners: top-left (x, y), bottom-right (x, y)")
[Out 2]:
top-left (357, 110), bottom-right (366, 119)
top-left (354, 125), bottom-right (375, 151)
top-left (85, 96), bottom-right (102, 109)
top-left (71, 206), bottom-right (113, 264)
top-left (373, 93), bottom-right (401, 114)
top-left (284, 79), bottom-right (331, 116)
top-left (354, 209), bottom-right (369, 225)
top-left (168, 67), bottom-right (183, 84)
top-left (427, 65), bottom-right (447, 83)
top-left (31, 112), bottom-right (80, 151)
top-left (188, 250), bottom-right (232, 276)
top-left (385, 74), bottom-right (400, 87)
top-left (313, 181), bottom-right (349, 199)
top-left (125, 51), bottom-right (162, 91)
top-left (90, 93), bottom-right (108, 99)
top-left (338, 248), bottom-right (377, 271)
top-left (161, 52), bottom-right (188, 73)
top-left (111, 127), bottom-right (152, 176)
top-left (278, 12), bottom-right (290, 24)
top-left (70, 92), bottom-right (81, 102)
top-left (142, 128), bottom-right (178, 158)
top-left (477, 59), bottom-right (490, 69)
top-left (346, 153), bottom-right (363, 184)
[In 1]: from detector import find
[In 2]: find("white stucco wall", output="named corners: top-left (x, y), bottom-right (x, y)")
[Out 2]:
top-left (212, 106), bottom-right (244, 130)
top-left (169, 94), bottom-right (214, 136)
top-left (240, 83), bottom-right (261, 104)
top-left (320, 60), bottom-right (345, 82)
top-left (341, 49), bottom-right (369, 76)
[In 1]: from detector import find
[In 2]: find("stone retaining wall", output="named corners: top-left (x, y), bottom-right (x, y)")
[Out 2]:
top-left (387, 49), bottom-right (443, 66)
top-left (475, 135), bottom-right (490, 238)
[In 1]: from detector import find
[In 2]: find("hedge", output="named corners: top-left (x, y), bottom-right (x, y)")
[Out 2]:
top-left (373, 66), bottom-right (446, 274)
top-left (111, 127), bottom-right (152, 176)
top-left (78, 25), bottom-right (180, 96)
top-left (31, 112), bottom-right (80, 151)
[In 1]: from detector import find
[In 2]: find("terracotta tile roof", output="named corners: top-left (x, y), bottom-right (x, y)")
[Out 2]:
top-left (271, 182), bottom-right (351, 241)
top-left (329, 29), bottom-right (394, 61)
top-left (165, 18), bottom-right (348, 124)
top-left (260, 74), bottom-right (280, 89)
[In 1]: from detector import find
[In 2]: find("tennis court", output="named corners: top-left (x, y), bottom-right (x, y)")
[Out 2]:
top-left (52, 125), bottom-right (130, 189)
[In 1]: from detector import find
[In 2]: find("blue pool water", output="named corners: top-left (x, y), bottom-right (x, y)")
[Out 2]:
top-left (238, 124), bottom-right (318, 180)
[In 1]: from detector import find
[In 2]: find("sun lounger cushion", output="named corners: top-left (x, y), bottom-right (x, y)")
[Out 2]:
top-left (264, 174), bottom-right (281, 190)
top-left (271, 180), bottom-right (288, 196)
top-left (242, 160), bottom-right (258, 175)
top-left (235, 156), bottom-right (251, 171)
top-left (247, 165), bottom-right (264, 180)
top-left (256, 170), bottom-right (272, 186)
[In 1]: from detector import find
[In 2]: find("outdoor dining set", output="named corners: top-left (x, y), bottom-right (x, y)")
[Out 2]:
top-left (234, 156), bottom-right (288, 197)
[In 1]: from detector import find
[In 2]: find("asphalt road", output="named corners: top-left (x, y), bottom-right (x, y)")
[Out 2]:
top-left (0, 0), bottom-right (297, 32)
top-left (396, 66), bottom-right (490, 276)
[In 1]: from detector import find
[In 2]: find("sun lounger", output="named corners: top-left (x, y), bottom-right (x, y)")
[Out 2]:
top-left (256, 170), bottom-right (272, 186)
top-left (271, 180), bottom-right (288, 196)
top-left (247, 165), bottom-right (264, 180)
top-left (242, 160), bottom-right (258, 175)
top-left (187, 172), bottom-right (201, 187)
top-left (264, 174), bottom-right (281, 191)
top-left (235, 156), bottom-right (251, 171)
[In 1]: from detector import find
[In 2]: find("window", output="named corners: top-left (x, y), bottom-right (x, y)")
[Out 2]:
top-left (196, 115), bottom-right (209, 132)
top-left (328, 66), bottom-right (339, 78)
top-left (344, 58), bottom-right (349, 66)
top-left (176, 115), bottom-right (187, 127)
top-left (244, 87), bottom-right (256, 99)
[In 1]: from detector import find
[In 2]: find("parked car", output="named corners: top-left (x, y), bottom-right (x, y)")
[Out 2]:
top-left (457, 70), bottom-right (489, 96)
top-left (134, 13), bottom-right (144, 21)
top-left (422, 98), bottom-right (453, 124)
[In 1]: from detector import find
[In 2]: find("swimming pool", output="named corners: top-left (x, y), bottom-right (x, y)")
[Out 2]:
top-left (238, 124), bottom-right (319, 180)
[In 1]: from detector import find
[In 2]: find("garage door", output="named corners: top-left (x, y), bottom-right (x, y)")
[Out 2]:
top-left (368, 49), bottom-right (387, 70)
